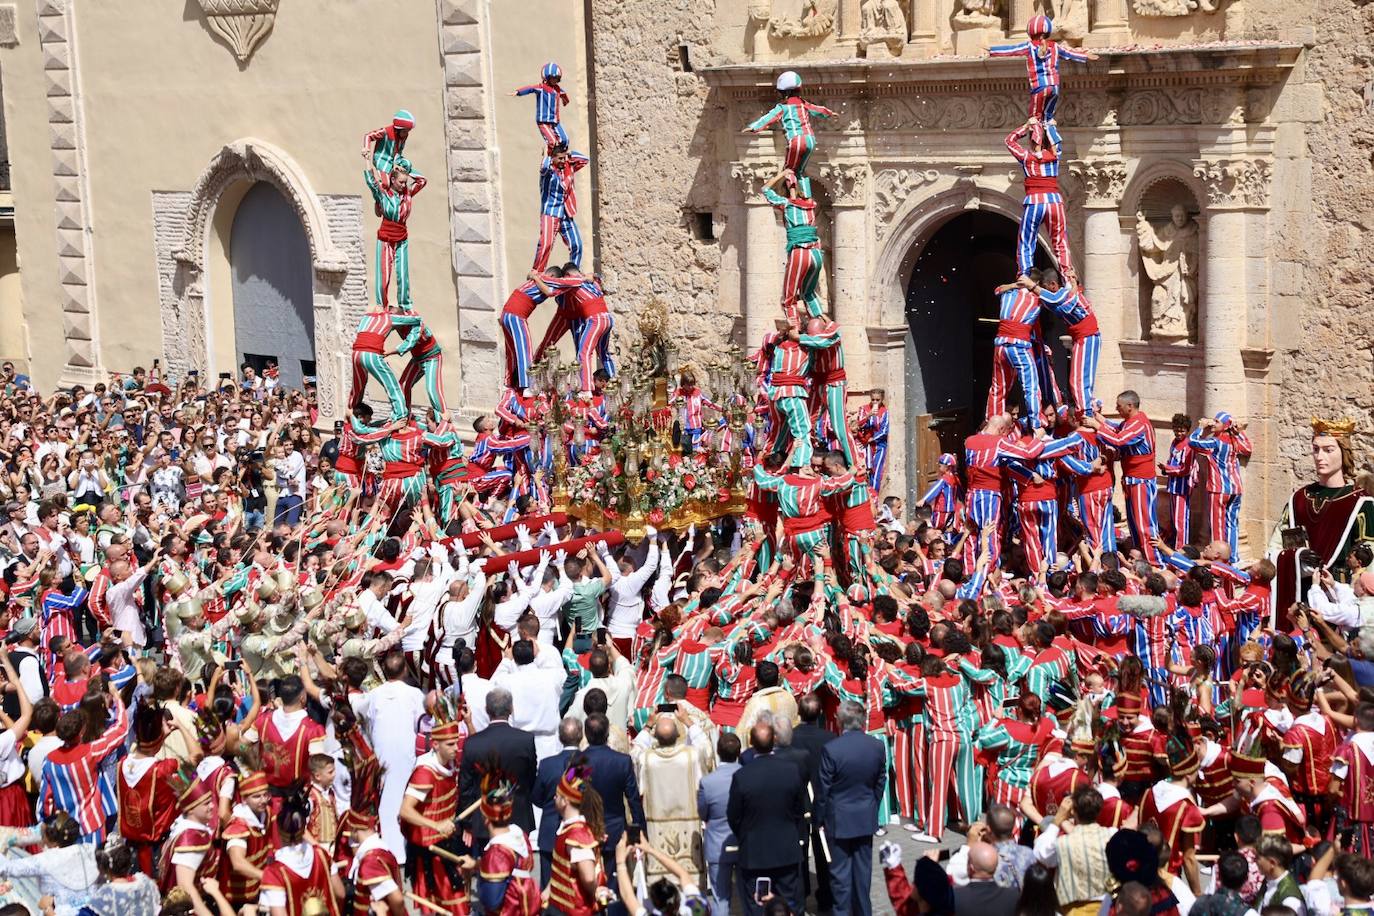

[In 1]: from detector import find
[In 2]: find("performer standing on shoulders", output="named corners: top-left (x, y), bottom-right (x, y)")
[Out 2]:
top-left (1004, 122), bottom-right (1075, 284)
top-left (746, 71), bottom-right (837, 177)
top-left (1189, 412), bottom-right (1252, 562)
top-left (513, 62), bottom-right (571, 148)
top-left (534, 144), bottom-right (589, 272)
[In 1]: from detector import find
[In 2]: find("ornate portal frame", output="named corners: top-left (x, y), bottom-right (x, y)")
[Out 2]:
top-left (156, 139), bottom-right (365, 425)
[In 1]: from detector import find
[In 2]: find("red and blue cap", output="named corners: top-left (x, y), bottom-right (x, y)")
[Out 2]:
top-left (542, 61), bottom-right (562, 82)
top-left (1027, 15), bottom-right (1053, 37)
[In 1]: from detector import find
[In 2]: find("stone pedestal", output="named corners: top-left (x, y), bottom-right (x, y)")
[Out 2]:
top-left (830, 189), bottom-right (872, 389)
top-left (1083, 205), bottom-right (1127, 400)
top-left (951, 25), bottom-right (1000, 55)
top-left (744, 201), bottom-right (782, 347)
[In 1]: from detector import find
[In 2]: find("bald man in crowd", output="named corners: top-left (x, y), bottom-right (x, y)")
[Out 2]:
top-left (954, 842), bottom-right (1021, 916)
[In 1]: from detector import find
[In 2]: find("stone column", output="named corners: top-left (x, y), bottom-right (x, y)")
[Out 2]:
top-left (1008, 0), bottom-right (1034, 36)
top-left (1088, 0), bottom-right (1129, 43)
top-left (1071, 159), bottom-right (1128, 401)
top-left (733, 162), bottom-right (783, 347)
top-left (1193, 157), bottom-right (1272, 421)
top-left (820, 163), bottom-right (872, 390)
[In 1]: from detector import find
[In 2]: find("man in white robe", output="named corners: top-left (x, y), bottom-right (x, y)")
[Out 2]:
top-left (355, 650), bottom-right (427, 862)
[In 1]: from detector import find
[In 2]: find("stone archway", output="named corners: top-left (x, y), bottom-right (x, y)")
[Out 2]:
top-left (160, 138), bottom-right (361, 424)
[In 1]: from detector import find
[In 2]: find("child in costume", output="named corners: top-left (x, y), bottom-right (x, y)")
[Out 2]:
top-left (747, 70), bottom-right (837, 177)
top-left (360, 110), bottom-right (415, 188)
top-left (988, 18), bottom-right (1096, 130)
top-left (513, 62), bottom-right (571, 148)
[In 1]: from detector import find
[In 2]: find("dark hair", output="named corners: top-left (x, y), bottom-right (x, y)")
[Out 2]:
top-left (584, 713), bottom-right (610, 746)
top-left (42, 811), bottom-right (80, 847)
top-left (380, 651), bottom-right (407, 680)
top-left (97, 840), bottom-right (138, 878)
top-left (513, 640), bottom-right (536, 666)
top-left (1071, 786), bottom-right (1104, 824)
top-left (1217, 851), bottom-right (1249, 890)
top-left (1016, 863), bottom-right (1060, 916)
top-left (276, 788), bottom-right (311, 841)
top-left (277, 675), bottom-right (305, 706)
top-left (717, 731), bottom-right (742, 763)
top-left (756, 660), bottom-right (780, 688)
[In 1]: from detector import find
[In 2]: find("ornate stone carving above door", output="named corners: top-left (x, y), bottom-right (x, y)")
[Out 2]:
top-left (195, 0), bottom-right (280, 64)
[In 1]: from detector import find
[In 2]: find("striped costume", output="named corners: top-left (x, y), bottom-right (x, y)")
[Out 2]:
top-left (396, 315), bottom-right (447, 421)
top-left (800, 323), bottom-right (856, 466)
top-left (988, 30), bottom-right (1093, 126)
top-left (762, 332), bottom-right (814, 468)
top-left (40, 700), bottom-right (129, 843)
top-left (752, 465), bottom-right (854, 578)
top-left (916, 671), bottom-right (983, 838)
top-left (534, 151), bottom-right (589, 270)
top-left (1095, 410), bottom-right (1161, 564)
top-left (377, 423), bottom-right (430, 512)
top-left (763, 185), bottom-right (824, 324)
top-left (985, 287), bottom-right (1045, 429)
top-left (514, 63), bottom-right (570, 148)
top-left (746, 97), bottom-right (837, 176)
top-left (424, 421), bottom-right (467, 524)
top-left (349, 310), bottom-right (409, 419)
top-left (973, 715), bottom-right (1057, 808)
top-left (1006, 124), bottom-right (1074, 280)
top-left (1162, 433), bottom-right (1197, 550)
top-left (532, 275), bottom-right (615, 391)
top-left (964, 431), bottom-right (1051, 569)
top-left (1036, 284), bottom-right (1101, 416)
top-left (855, 403), bottom-right (890, 492)
top-left (1005, 432), bottom-right (1083, 572)
top-left (364, 167), bottom-right (426, 309)
top-left (669, 386), bottom-right (722, 450)
top-left (500, 280), bottom-right (558, 390)
top-left (1067, 430), bottom-right (1116, 553)
top-left (362, 115), bottom-right (412, 183)
top-left (918, 460), bottom-right (962, 532)
top-left (1188, 424), bottom-right (1252, 560)
top-left (336, 415), bottom-right (393, 489)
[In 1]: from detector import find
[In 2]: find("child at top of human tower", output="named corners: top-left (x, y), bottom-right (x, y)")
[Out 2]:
top-left (512, 61), bottom-right (571, 149)
top-left (746, 70), bottom-right (837, 178)
top-left (988, 17), bottom-right (1098, 133)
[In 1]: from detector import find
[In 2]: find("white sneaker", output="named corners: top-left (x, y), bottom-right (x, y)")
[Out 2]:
top-left (901, 822), bottom-right (921, 833)
top-left (909, 831), bottom-right (940, 844)
top-left (875, 827), bottom-right (888, 837)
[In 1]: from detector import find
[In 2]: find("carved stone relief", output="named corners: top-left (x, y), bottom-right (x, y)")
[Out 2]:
top-left (1193, 158), bottom-right (1272, 208)
top-left (195, 0), bottom-right (280, 63)
top-left (1067, 159), bottom-right (1128, 208)
top-left (870, 95), bottom-right (1024, 131)
top-left (858, 0), bottom-right (907, 57)
top-left (1130, 0), bottom-right (1224, 16)
top-left (1136, 204), bottom-right (1200, 341)
top-left (749, 0), bottom-right (839, 38)
top-left (818, 162), bottom-right (869, 206)
top-left (873, 167), bottom-right (940, 237)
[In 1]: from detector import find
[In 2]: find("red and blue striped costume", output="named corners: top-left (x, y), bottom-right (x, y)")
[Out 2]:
top-left (563, 392), bottom-right (610, 465)
top-left (986, 287), bottom-right (1045, 429)
top-left (746, 98), bottom-right (837, 176)
top-left (534, 151), bottom-right (589, 270)
top-left (336, 415), bottom-right (392, 488)
top-left (763, 186), bottom-right (824, 325)
top-left (1188, 425), bottom-right (1252, 560)
top-left (1065, 430), bottom-right (1116, 552)
top-left (918, 465), bottom-right (962, 531)
top-left (1036, 285), bottom-right (1101, 416)
top-left (1096, 411), bottom-right (1161, 564)
top-left (500, 279), bottom-right (558, 390)
top-left (670, 386), bottom-right (721, 449)
top-left (468, 430), bottom-right (532, 497)
top-left (855, 403), bottom-right (890, 492)
top-left (515, 63), bottom-right (570, 148)
top-left (1006, 125), bottom-right (1074, 281)
top-left (40, 700), bottom-right (129, 843)
top-left (1162, 432), bottom-right (1197, 549)
top-left (40, 586), bottom-right (86, 671)
top-left (532, 275), bottom-right (614, 391)
top-left (988, 29), bottom-right (1092, 122)
top-left (1006, 432), bottom-right (1084, 572)
top-left (964, 431), bottom-right (1048, 568)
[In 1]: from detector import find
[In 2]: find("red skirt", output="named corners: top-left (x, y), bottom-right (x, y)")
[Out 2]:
top-left (0, 780), bottom-right (34, 827)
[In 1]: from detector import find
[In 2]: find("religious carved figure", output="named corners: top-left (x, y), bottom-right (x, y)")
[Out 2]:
top-left (1131, 0), bottom-right (1222, 16)
top-left (750, 0), bottom-right (840, 39)
top-left (859, 0), bottom-right (908, 56)
top-left (1035, 0), bottom-right (1089, 38)
top-left (1135, 204), bottom-right (1200, 341)
top-left (953, 0), bottom-right (1003, 30)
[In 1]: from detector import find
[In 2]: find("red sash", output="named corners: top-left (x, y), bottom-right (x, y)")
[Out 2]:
top-left (996, 320), bottom-right (1033, 341)
top-left (782, 510), bottom-right (829, 536)
top-left (503, 290), bottom-right (538, 319)
top-left (1024, 176), bottom-right (1061, 195)
top-left (383, 461), bottom-right (424, 480)
top-left (378, 218), bottom-right (408, 243)
top-left (353, 331), bottom-right (387, 354)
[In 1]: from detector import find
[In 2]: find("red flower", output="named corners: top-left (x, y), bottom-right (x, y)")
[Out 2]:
top-left (648, 507), bottom-right (665, 525)
top-left (646, 468), bottom-right (658, 481)
top-left (604, 507), bottom-right (619, 520)
top-left (683, 473), bottom-right (697, 491)
top-left (668, 454), bottom-right (682, 469)
top-left (612, 464), bottom-right (622, 476)
top-left (717, 486), bottom-right (731, 503)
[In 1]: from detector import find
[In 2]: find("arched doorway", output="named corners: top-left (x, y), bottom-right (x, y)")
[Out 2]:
top-left (230, 182), bottom-right (315, 390)
top-left (905, 209), bottom-right (1064, 493)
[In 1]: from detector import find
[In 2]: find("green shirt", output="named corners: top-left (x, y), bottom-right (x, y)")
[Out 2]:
top-left (564, 578), bottom-right (606, 633)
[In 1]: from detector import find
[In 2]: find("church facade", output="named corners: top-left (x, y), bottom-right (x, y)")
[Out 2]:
top-left (0, 0), bottom-right (1365, 553)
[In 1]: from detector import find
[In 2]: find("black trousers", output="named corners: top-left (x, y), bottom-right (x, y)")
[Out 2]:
top-left (738, 863), bottom-right (801, 916)
top-left (801, 825), bottom-right (834, 909)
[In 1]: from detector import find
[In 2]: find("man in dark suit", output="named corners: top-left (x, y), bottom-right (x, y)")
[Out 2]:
top-left (727, 721), bottom-right (806, 916)
top-left (817, 700), bottom-right (887, 916)
top-left (953, 842), bottom-right (1020, 916)
top-left (457, 687), bottom-right (538, 851)
top-left (530, 716), bottom-right (583, 886)
top-left (582, 712), bottom-right (644, 889)
top-left (697, 731), bottom-right (742, 916)
top-left (792, 692), bottom-right (836, 911)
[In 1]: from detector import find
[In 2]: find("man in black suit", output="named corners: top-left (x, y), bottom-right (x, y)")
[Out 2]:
top-left (727, 721), bottom-right (806, 916)
top-left (456, 687), bottom-right (538, 851)
top-left (952, 842), bottom-right (1020, 916)
top-left (530, 716), bottom-right (583, 886)
top-left (817, 700), bottom-right (887, 916)
top-left (582, 712), bottom-right (644, 889)
top-left (791, 692), bottom-right (836, 911)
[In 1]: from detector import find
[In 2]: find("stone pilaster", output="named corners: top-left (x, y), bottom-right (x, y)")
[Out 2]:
top-left (819, 162), bottom-right (871, 390)
top-left (38, 0), bottom-right (101, 385)
top-left (435, 0), bottom-right (506, 411)
top-left (732, 161), bottom-right (783, 348)
top-left (1070, 158), bottom-right (1129, 402)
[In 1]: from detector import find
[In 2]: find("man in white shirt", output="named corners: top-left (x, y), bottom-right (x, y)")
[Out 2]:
top-left (569, 640), bottom-right (636, 733)
top-left (601, 531), bottom-right (661, 657)
top-left (1307, 567), bottom-right (1374, 630)
top-left (491, 638), bottom-right (568, 762)
top-left (272, 438), bottom-right (307, 525)
top-left (400, 548), bottom-right (456, 675)
top-left (106, 550), bottom-right (161, 647)
top-left (358, 571), bottom-right (402, 636)
top-left (528, 550), bottom-right (574, 645)
top-left (356, 651), bottom-right (427, 862)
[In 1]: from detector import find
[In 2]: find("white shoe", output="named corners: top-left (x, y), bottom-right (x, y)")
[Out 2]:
top-left (909, 831), bottom-right (940, 844)
top-left (875, 827), bottom-right (888, 837)
top-left (901, 822), bottom-right (921, 833)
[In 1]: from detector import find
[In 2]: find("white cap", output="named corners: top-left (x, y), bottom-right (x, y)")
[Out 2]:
top-left (776, 70), bottom-right (802, 91)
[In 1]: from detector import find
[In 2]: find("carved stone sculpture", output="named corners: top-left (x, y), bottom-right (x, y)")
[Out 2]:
top-left (1035, 0), bottom-right (1089, 38)
top-left (859, 0), bottom-right (907, 57)
top-left (196, 0), bottom-right (280, 63)
top-left (952, 0), bottom-right (1003, 29)
top-left (1136, 204), bottom-right (1200, 341)
top-left (751, 0), bottom-right (840, 38)
top-left (1131, 0), bottom-right (1222, 16)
